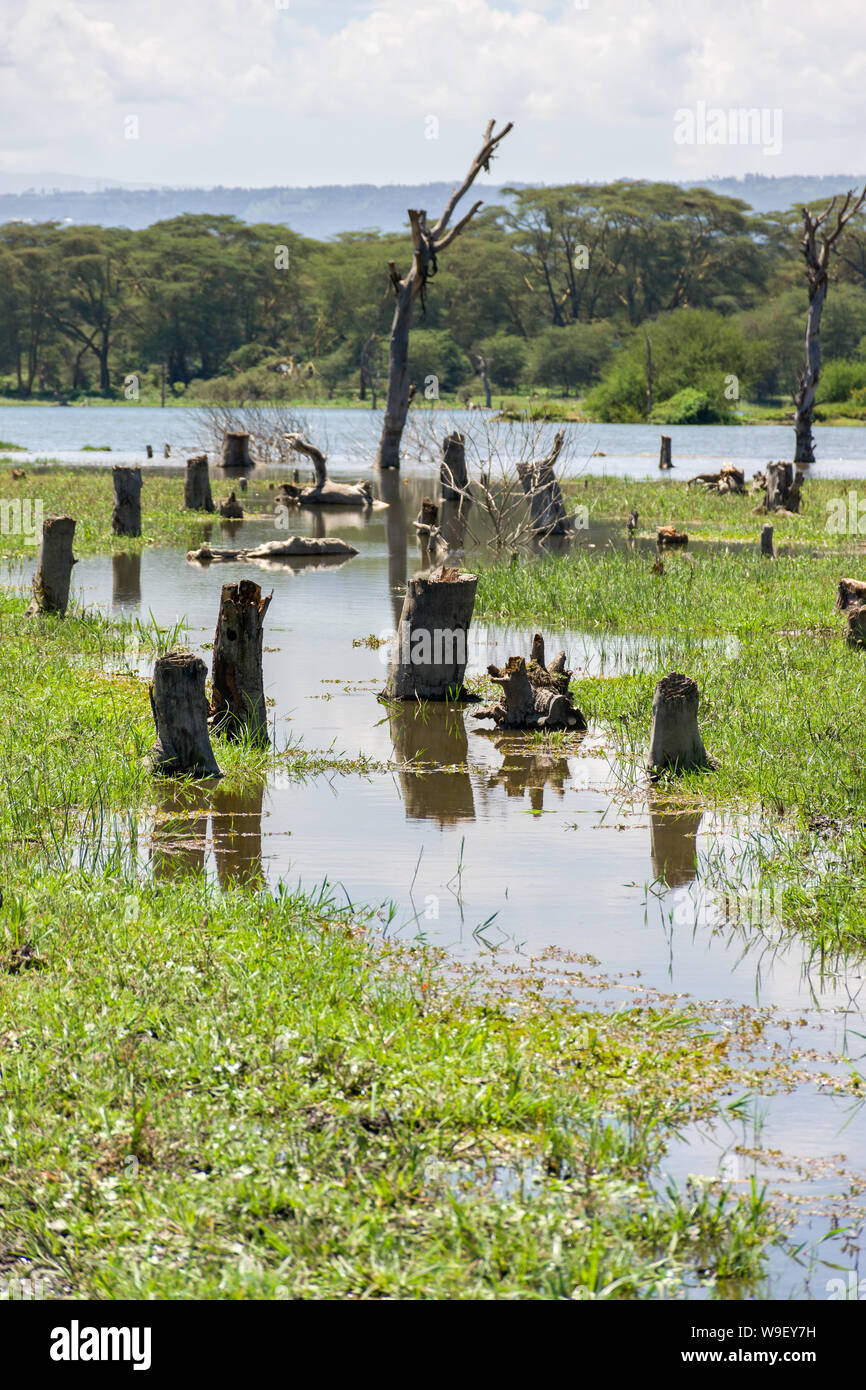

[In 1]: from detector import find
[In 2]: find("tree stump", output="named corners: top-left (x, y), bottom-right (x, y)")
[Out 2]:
top-left (836, 578), bottom-right (866, 612)
top-left (383, 567), bottom-right (477, 700)
top-left (648, 673), bottom-right (709, 774)
top-left (221, 432), bottom-right (253, 468)
top-left (766, 462), bottom-right (803, 513)
top-left (657, 525), bottom-right (688, 548)
top-left (26, 515), bottom-right (76, 616)
top-left (441, 431), bottom-right (468, 502)
top-left (145, 444), bottom-right (153, 459)
top-left (474, 656), bottom-right (584, 730)
top-left (284, 433), bottom-right (373, 506)
top-left (218, 490), bottom-right (244, 519)
top-left (148, 653), bottom-right (222, 777)
top-left (760, 524), bottom-right (775, 558)
top-left (209, 581), bottom-right (273, 744)
top-left (111, 466), bottom-right (142, 537)
top-left (517, 430), bottom-right (572, 537)
top-left (658, 435), bottom-right (673, 470)
top-left (185, 454), bottom-right (215, 512)
top-left (845, 604), bottom-right (866, 647)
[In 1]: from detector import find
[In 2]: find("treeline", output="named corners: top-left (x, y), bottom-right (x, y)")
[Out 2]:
top-left (4, 181), bottom-right (866, 421)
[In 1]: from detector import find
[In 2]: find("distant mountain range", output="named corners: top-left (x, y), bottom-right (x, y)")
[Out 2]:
top-left (0, 173), bottom-right (863, 237)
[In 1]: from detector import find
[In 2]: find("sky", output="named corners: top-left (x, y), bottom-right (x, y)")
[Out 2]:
top-left (1, 0), bottom-right (865, 188)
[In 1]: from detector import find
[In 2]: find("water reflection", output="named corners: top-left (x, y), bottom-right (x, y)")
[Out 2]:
top-left (389, 704), bottom-right (475, 825)
top-left (378, 468), bottom-right (408, 628)
top-left (212, 781), bottom-right (265, 889)
top-left (649, 802), bottom-right (702, 887)
top-left (484, 737), bottom-right (572, 815)
top-left (111, 551), bottom-right (141, 608)
top-left (149, 778), bottom-right (264, 887)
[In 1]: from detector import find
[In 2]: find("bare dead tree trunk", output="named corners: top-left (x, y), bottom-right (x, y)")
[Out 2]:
top-left (221, 431), bottom-right (253, 468)
top-left (517, 429), bottom-right (572, 536)
top-left (111, 466), bottom-right (142, 537)
top-left (648, 673), bottom-right (708, 774)
top-left (645, 332), bottom-right (653, 418)
top-left (476, 353), bottom-right (492, 409)
top-left (794, 186), bottom-right (866, 463)
top-left (658, 436), bottom-right (672, 471)
top-left (148, 653), bottom-right (222, 777)
top-left (383, 568), bottom-right (477, 699)
top-left (210, 580), bottom-right (273, 745)
top-left (376, 120), bottom-right (513, 469)
top-left (26, 515), bottom-right (76, 616)
top-left (185, 454), bottom-right (215, 511)
top-left (441, 431), bottom-right (468, 502)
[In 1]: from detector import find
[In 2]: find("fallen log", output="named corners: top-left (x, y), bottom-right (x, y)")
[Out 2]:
top-left (148, 652), bottom-right (222, 777)
top-left (26, 515), bottom-right (76, 616)
top-left (835, 577), bottom-right (866, 612)
top-left (441, 431), bottom-right (468, 503)
top-left (210, 580), bottom-right (272, 745)
top-left (284, 432), bottom-right (374, 507)
top-left (186, 537), bottom-right (359, 564)
top-left (112, 466), bottom-right (142, 537)
top-left (687, 463), bottom-right (745, 493)
top-left (648, 672), bottom-right (709, 774)
top-left (383, 566), bottom-right (478, 700)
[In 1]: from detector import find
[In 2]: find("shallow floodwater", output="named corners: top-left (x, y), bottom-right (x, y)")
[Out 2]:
top-left (5, 463), bottom-right (866, 1298)
top-left (4, 402), bottom-right (866, 480)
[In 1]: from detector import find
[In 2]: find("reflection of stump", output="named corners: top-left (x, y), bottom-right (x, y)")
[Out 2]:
top-left (210, 580), bottom-right (272, 744)
top-left (649, 804), bottom-right (702, 887)
top-left (150, 782), bottom-right (209, 881)
top-left (185, 454), bottom-right (214, 512)
top-left (441, 431), bottom-right (468, 502)
top-left (212, 781), bottom-right (264, 888)
top-left (760, 524), bottom-right (775, 558)
top-left (648, 673), bottom-right (708, 774)
top-left (221, 432), bottom-right (253, 468)
top-left (384, 568), bottom-right (477, 700)
top-left (112, 551), bottom-right (141, 606)
top-left (26, 515), bottom-right (76, 616)
top-left (658, 436), bottom-right (672, 470)
top-left (148, 653), bottom-right (221, 777)
top-left (112, 466), bottom-right (142, 537)
top-left (389, 705), bottom-right (475, 824)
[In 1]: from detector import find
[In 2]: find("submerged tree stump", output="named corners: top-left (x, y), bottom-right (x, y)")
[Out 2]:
top-left (475, 656), bottom-right (584, 731)
top-left (441, 431), bottom-right (468, 502)
top-left (760, 523), bottom-right (775, 558)
top-left (210, 580), bottom-right (273, 744)
top-left (383, 567), bottom-right (477, 700)
top-left (185, 454), bottom-right (215, 512)
top-left (648, 673), bottom-right (709, 774)
top-left (218, 490), bottom-right (244, 518)
top-left (658, 435), bottom-right (673, 470)
top-left (517, 429), bottom-right (573, 537)
top-left (148, 653), bottom-right (221, 777)
top-left (111, 466), bottom-right (142, 537)
top-left (26, 515), bottom-right (76, 616)
top-left (221, 432), bottom-right (253, 468)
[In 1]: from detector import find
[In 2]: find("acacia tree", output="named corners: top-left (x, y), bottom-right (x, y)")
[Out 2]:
top-left (794, 187), bottom-right (866, 463)
top-left (376, 119), bottom-right (512, 469)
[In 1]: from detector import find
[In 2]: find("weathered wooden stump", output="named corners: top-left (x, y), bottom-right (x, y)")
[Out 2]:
top-left (658, 435), bottom-right (673, 470)
top-left (383, 567), bottom-right (477, 700)
top-left (145, 444), bottom-right (153, 459)
top-left (185, 454), bottom-right (215, 512)
top-left (221, 431), bottom-right (253, 468)
top-left (835, 578), bottom-right (866, 612)
top-left (517, 430), bottom-right (572, 537)
top-left (148, 653), bottom-right (221, 777)
top-left (766, 462), bottom-right (803, 513)
top-left (284, 433), bottom-right (374, 507)
top-left (475, 656), bottom-right (584, 730)
top-left (845, 604), bottom-right (866, 648)
top-left (760, 523), bottom-right (775, 558)
top-left (648, 673), bottom-right (709, 774)
top-left (112, 551), bottom-right (141, 605)
top-left (218, 490), bottom-right (244, 518)
top-left (111, 466), bottom-right (142, 537)
top-left (441, 431), bottom-right (468, 502)
top-left (210, 581), bottom-right (272, 744)
top-left (657, 525), bottom-right (688, 548)
top-left (26, 515), bottom-right (76, 616)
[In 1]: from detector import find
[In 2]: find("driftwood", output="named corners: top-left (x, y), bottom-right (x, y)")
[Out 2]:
top-left (760, 524), bottom-right (775, 558)
top-left (285, 433), bottom-right (373, 507)
top-left (517, 430), bottom-right (573, 537)
top-left (26, 515), bottom-right (76, 616)
top-left (210, 580), bottom-right (272, 744)
top-left (185, 454), bottom-right (215, 512)
top-left (441, 431), bottom-right (468, 502)
top-left (221, 432), bottom-right (253, 468)
top-left (148, 653), bottom-right (221, 777)
top-left (187, 537), bottom-right (359, 564)
top-left (657, 525), bottom-right (688, 548)
top-left (112, 466), bottom-right (142, 536)
top-left (218, 490), bottom-right (244, 518)
top-left (687, 464), bottom-right (745, 494)
top-left (658, 435), bottom-right (673, 470)
top-left (648, 673), bottom-right (708, 774)
top-left (383, 566), bottom-right (477, 700)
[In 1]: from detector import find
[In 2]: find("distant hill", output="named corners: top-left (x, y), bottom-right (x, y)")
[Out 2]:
top-left (1, 173), bottom-right (864, 236)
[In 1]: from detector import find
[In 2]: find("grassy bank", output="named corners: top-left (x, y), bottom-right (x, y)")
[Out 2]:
top-left (0, 593), bottom-right (779, 1298)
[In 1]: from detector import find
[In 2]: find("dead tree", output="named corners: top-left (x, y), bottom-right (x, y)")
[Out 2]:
top-left (112, 466), bottom-right (142, 537)
top-left (185, 454), bottom-right (215, 512)
top-left (148, 653), bottom-right (221, 777)
top-left (765, 462), bottom-right (803, 513)
top-left (221, 431), bottom-right (253, 468)
top-left (376, 119), bottom-right (513, 469)
top-left (285, 433), bottom-right (374, 506)
top-left (658, 436), bottom-right (672, 470)
top-left (26, 515), bottom-right (76, 616)
top-left (648, 673), bottom-right (709, 774)
top-left (517, 429), bottom-right (573, 537)
top-left (210, 580), bottom-right (273, 744)
top-left (794, 186), bottom-right (866, 463)
top-left (441, 431), bottom-right (469, 502)
top-left (383, 566), bottom-right (477, 700)
top-left (475, 353), bottom-right (492, 409)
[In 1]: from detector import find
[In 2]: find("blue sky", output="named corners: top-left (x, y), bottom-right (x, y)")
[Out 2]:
top-left (1, 0), bottom-right (864, 187)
